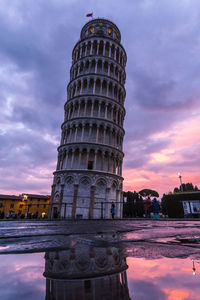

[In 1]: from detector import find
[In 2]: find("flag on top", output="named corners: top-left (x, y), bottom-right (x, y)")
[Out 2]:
top-left (86, 13), bottom-right (93, 17)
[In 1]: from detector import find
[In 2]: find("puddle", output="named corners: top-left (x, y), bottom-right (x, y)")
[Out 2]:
top-left (0, 237), bottom-right (200, 299)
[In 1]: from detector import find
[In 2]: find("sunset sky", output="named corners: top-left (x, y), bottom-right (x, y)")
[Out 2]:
top-left (0, 0), bottom-right (199, 197)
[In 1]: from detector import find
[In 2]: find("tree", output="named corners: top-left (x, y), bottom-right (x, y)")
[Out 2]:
top-left (123, 191), bottom-right (144, 218)
top-left (161, 194), bottom-right (184, 218)
top-left (174, 183), bottom-right (199, 193)
top-left (139, 189), bottom-right (159, 198)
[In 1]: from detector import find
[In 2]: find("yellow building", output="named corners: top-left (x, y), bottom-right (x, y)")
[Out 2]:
top-left (0, 193), bottom-right (50, 219)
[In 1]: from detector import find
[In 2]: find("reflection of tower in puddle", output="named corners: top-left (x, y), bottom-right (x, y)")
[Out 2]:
top-left (43, 241), bottom-right (130, 299)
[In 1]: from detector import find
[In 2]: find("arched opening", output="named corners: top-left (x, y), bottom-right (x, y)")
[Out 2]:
top-left (116, 48), bottom-right (119, 62)
top-left (97, 60), bottom-right (102, 73)
top-left (110, 63), bottom-right (114, 76)
top-left (108, 82), bottom-right (113, 97)
top-left (85, 60), bottom-right (89, 73)
top-left (105, 42), bottom-right (110, 56)
top-left (95, 79), bottom-right (101, 94)
top-left (88, 78), bottom-right (94, 93)
top-left (104, 61), bottom-right (108, 74)
top-left (91, 60), bottom-right (95, 73)
top-left (87, 42), bottom-right (91, 55)
top-left (102, 80), bottom-right (107, 95)
top-left (93, 40), bottom-right (97, 55)
top-left (99, 40), bottom-right (104, 55)
top-left (111, 44), bottom-right (115, 59)
top-left (83, 79), bottom-right (87, 93)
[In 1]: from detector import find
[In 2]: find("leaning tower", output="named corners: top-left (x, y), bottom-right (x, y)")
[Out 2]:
top-left (50, 18), bottom-right (127, 219)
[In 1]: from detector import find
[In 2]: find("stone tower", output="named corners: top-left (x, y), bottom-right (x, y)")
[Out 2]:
top-left (50, 18), bottom-right (127, 219)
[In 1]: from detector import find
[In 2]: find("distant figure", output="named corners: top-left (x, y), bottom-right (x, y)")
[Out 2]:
top-left (53, 208), bottom-right (58, 219)
top-left (152, 198), bottom-right (160, 220)
top-left (42, 212), bottom-right (46, 219)
top-left (110, 203), bottom-right (115, 219)
top-left (145, 197), bottom-right (152, 218)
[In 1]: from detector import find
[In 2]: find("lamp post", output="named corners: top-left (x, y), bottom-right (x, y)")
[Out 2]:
top-left (178, 172), bottom-right (183, 192)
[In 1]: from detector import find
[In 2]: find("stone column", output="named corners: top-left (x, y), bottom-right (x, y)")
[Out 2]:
top-left (81, 124), bottom-right (85, 141)
top-left (49, 184), bottom-right (56, 218)
top-left (90, 42), bottom-right (93, 55)
top-left (103, 42), bottom-right (105, 56)
top-left (96, 126), bottom-right (99, 143)
top-left (89, 185), bottom-right (96, 219)
top-left (109, 45), bottom-right (111, 57)
top-left (77, 101), bottom-right (81, 116)
top-left (78, 150), bottom-right (82, 169)
top-left (111, 106), bottom-right (114, 120)
top-left (91, 101), bottom-right (94, 117)
top-left (105, 104), bottom-right (108, 119)
top-left (94, 59), bottom-right (97, 73)
top-left (71, 150), bottom-right (75, 169)
top-left (108, 63), bottom-right (111, 76)
top-left (103, 127), bottom-right (106, 144)
top-left (64, 151), bottom-right (68, 169)
top-left (116, 189), bottom-right (120, 218)
top-left (71, 184), bottom-right (79, 219)
top-left (97, 41), bottom-right (100, 55)
top-left (74, 125), bottom-right (78, 142)
top-left (114, 47), bottom-right (117, 60)
top-left (94, 150), bottom-right (98, 169)
top-left (59, 184), bottom-right (65, 217)
top-left (93, 79), bottom-right (96, 94)
top-left (119, 190), bottom-right (123, 218)
top-left (89, 124), bottom-right (92, 141)
top-left (69, 126), bottom-right (72, 142)
top-left (108, 153), bottom-right (110, 172)
top-left (101, 151), bottom-right (105, 171)
top-left (86, 150), bottom-right (89, 168)
top-left (98, 102), bottom-right (101, 117)
top-left (105, 188), bottom-right (111, 218)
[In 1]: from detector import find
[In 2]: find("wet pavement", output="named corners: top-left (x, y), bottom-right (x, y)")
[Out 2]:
top-left (1, 219), bottom-right (200, 299)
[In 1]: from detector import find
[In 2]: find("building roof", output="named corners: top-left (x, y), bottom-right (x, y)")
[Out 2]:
top-left (0, 194), bottom-right (50, 200)
top-left (0, 195), bottom-right (20, 200)
top-left (21, 193), bottom-right (50, 199)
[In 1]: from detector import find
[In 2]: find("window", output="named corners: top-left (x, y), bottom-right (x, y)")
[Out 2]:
top-left (43, 204), bottom-right (46, 208)
top-left (19, 204), bottom-right (23, 208)
top-left (0, 203), bottom-right (3, 208)
top-left (108, 28), bottom-right (112, 35)
top-left (191, 201), bottom-right (200, 213)
top-left (37, 204), bottom-right (39, 208)
top-left (89, 27), bottom-right (93, 33)
top-left (88, 161), bottom-right (93, 170)
top-left (10, 204), bottom-right (14, 208)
